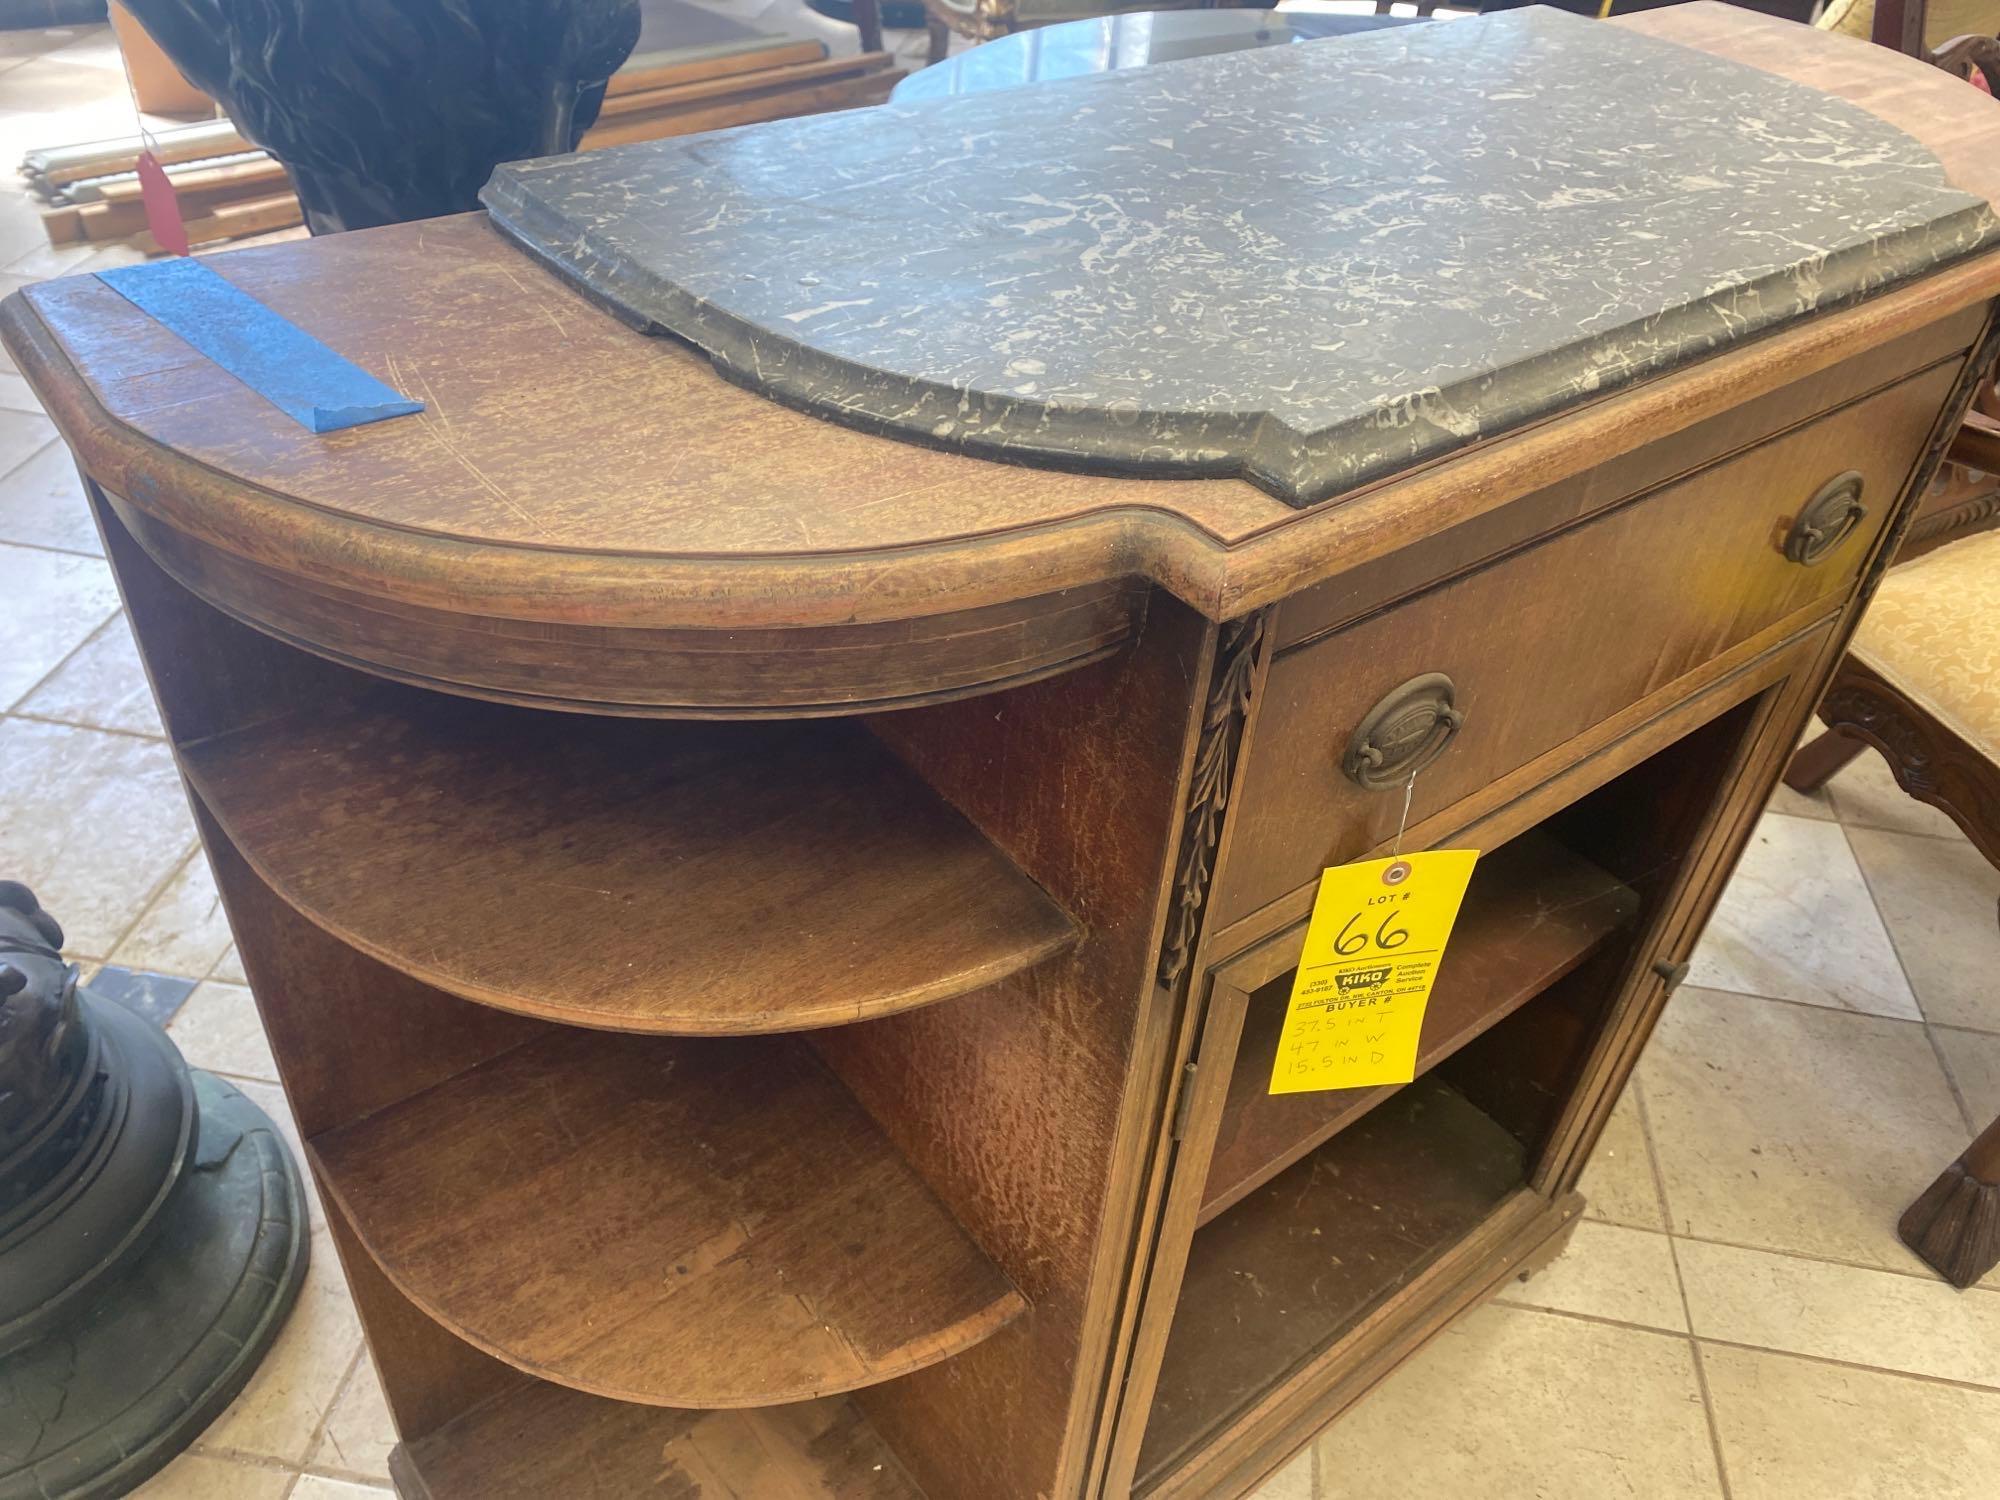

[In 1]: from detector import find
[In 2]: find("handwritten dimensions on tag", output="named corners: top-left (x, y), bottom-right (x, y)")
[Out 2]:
top-left (1269, 850), bottom-right (1479, 1095)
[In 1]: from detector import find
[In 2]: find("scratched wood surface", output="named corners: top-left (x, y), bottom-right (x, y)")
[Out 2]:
top-left (310, 1026), bottom-right (1027, 1408)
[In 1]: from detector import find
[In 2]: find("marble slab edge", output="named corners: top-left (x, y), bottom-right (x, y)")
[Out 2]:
top-left (479, 10), bottom-right (2000, 512)
top-left (488, 177), bottom-right (1994, 511)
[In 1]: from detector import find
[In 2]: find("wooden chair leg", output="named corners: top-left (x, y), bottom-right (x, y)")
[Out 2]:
top-left (1783, 727), bottom-right (1866, 794)
top-left (927, 18), bottom-right (951, 65)
top-left (1901, 1111), bottom-right (2000, 1288)
top-left (852, 0), bottom-right (885, 55)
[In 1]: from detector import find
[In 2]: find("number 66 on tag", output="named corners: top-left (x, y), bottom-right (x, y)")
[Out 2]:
top-left (1268, 849), bottom-right (1479, 1095)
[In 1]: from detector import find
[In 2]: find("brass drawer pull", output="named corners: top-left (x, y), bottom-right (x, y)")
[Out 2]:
top-left (1342, 672), bottom-right (1464, 790)
top-left (1784, 471), bottom-right (1867, 566)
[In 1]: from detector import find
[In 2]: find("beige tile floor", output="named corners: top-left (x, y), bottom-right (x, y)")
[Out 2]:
top-left (4, 15), bottom-right (2000, 1500)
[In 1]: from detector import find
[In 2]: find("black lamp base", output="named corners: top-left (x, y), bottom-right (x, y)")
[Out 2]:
top-left (0, 1002), bottom-right (310, 1499)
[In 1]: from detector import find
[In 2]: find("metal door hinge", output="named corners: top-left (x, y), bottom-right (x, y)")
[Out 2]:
top-left (1170, 1061), bottom-right (1200, 1141)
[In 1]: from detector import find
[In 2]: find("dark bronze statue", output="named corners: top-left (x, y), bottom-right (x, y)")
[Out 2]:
top-left (0, 882), bottom-right (309, 1499)
top-left (0, 881), bottom-right (81, 1161)
top-left (120, 0), bottom-right (641, 232)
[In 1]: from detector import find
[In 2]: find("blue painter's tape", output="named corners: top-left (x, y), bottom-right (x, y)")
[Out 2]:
top-left (95, 258), bottom-right (423, 434)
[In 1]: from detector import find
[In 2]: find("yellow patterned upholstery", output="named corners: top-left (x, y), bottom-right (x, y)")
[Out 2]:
top-left (1817, 0), bottom-right (2000, 48)
top-left (1851, 529), bottom-right (2000, 762)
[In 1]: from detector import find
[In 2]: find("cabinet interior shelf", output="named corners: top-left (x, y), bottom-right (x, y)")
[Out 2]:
top-left (181, 687), bottom-right (1077, 1035)
top-left (310, 1026), bottom-right (1026, 1409)
top-left (1199, 831), bottom-right (1637, 1224)
top-left (1140, 1075), bottom-right (1527, 1487)
top-left (391, 1377), bottom-right (921, 1499)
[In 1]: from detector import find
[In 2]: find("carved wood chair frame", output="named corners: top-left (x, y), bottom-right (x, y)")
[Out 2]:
top-left (1787, 657), bottom-right (2000, 1288)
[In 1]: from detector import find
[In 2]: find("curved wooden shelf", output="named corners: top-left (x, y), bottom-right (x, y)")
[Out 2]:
top-left (180, 687), bottom-right (1077, 1034)
top-left (393, 1379), bottom-right (922, 1499)
top-left (310, 1026), bottom-right (1027, 1409)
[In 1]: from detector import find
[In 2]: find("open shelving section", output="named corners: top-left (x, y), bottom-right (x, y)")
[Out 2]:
top-left (310, 1026), bottom-right (1027, 1408)
top-left (1131, 823), bottom-right (1643, 1493)
top-left (1138, 1075), bottom-right (1527, 1485)
top-left (180, 685), bottom-right (1077, 1034)
top-left (1199, 831), bottom-right (1639, 1223)
top-left (149, 626), bottom-right (1091, 1485)
top-left (89, 460), bottom-right (1210, 1500)
top-left (1116, 689), bottom-right (1778, 1497)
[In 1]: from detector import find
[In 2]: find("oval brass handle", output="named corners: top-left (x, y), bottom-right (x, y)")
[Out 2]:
top-left (1784, 471), bottom-right (1867, 567)
top-left (1342, 672), bottom-right (1464, 791)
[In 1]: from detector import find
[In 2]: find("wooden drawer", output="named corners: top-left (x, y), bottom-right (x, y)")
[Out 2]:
top-left (1214, 360), bottom-right (1958, 927)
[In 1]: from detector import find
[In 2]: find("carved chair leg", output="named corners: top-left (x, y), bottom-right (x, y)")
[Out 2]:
top-left (1783, 726), bottom-right (1867, 794)
top-left (851, 0), bottom-right (885, 56)
top-left (1901, 1111), bottom-right (2000, 1288)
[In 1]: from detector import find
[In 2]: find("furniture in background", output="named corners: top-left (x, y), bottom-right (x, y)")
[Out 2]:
top-left (1903, 359), bottom-right (2000, 557)
top-left (1788, 0), bottom-right (2000, 786)
top-left (1819, 0), bottom-right (2000, 87)
top-left (1783, 532), bottom-right (2000, 1288)
top-left (108, 0), bottom-right (210, 115)
top-left (890, 8), bottom-right (1417, 103)
top-left (9, 9), bottom-right (2000, 1497)
top-left (26, 0), bottom-right (896, 255)
top-left (917, 0), bottom-right (1272, 71)
top-left (119, 0), bottom-right (641, 231)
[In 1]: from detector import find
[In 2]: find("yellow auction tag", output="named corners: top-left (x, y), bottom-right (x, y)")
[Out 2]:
top-left (1269, 849), bottom-right (1479, 1095)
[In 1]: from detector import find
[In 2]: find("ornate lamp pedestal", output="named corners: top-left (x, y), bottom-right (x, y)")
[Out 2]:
top-left (0, 882), bottom-right (309, 1500)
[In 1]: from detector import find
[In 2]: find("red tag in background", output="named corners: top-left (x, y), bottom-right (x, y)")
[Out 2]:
top-left (136, 150), bottom-right (190, 258)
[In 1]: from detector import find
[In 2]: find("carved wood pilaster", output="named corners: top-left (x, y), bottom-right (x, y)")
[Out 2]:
top-left (1158, 611), bottom-right (1268, 991)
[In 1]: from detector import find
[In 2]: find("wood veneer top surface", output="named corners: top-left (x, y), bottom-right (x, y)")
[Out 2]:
top-left (8, 5), bottom-right (2000, 629)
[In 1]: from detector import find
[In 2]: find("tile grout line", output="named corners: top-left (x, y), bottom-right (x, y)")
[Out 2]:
top-left (99, 839), bottom-right (203, 979)
top-left (7, 707), bottom-right (169, 742)
top-left (1570, 1220), bottom-right (1996, 1295)
top-left (295, 1345), bottom-right (369, 1485)
top-left (0, 602), bottom-right (119, 715)
top-left (1836, 813), bottom-right (1933, 1028)
top-left (0, 430), bottom-right (59, 493)
top-left (201, 931), bottom-right (237, 986)
top-left (1681, 976), bottom-right (1979, 1034)
top-left (1664, 1234), bottom-right (1735, 1500)
top-left (1834, 805), bottom-right (1990, 1167)
top-left (1631, 1074), bottom-right (1678, 1243)
top-left (0, 524), bottom-right (103, 562)
top-left (1494, 1298), bottom-right (2000, 1401)
top-left (181, 1445), bottom-right (301, 1476)
top-left (1635, 1075), bottom-right (1737, 1499)
top-left (1926, 1019), bottom-right (1980, 1138)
